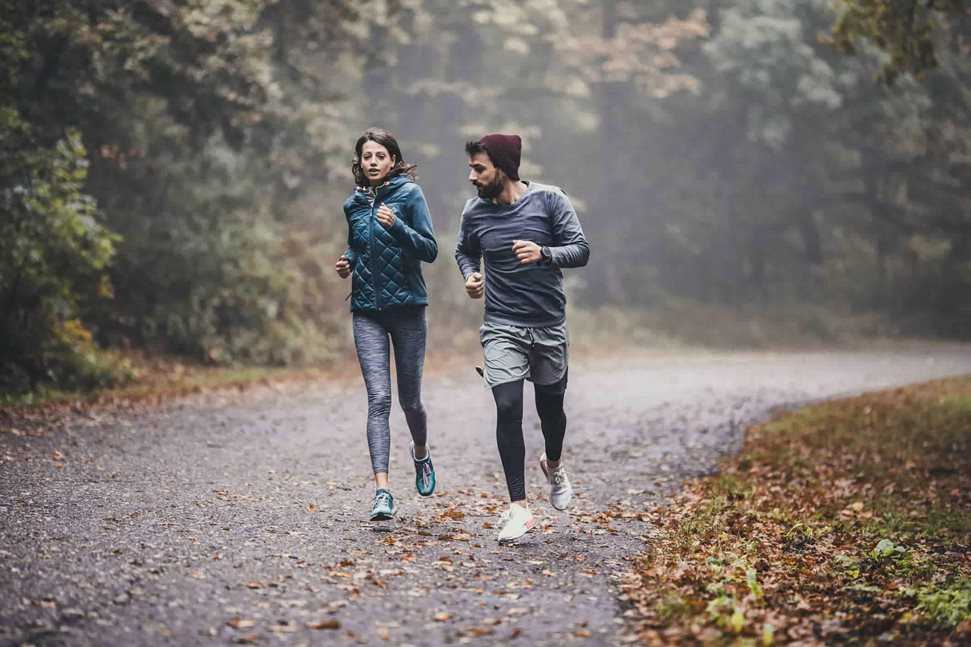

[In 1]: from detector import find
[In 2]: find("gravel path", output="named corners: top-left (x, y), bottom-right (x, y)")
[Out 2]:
top-left (2, 348), bottom-right (970, 646)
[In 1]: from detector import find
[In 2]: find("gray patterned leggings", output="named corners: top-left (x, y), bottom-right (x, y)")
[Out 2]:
top-left (352, 305), bottom-right (428, 474)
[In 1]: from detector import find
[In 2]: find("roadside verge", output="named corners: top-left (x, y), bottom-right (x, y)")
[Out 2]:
top-left (621, 377), bottom-right (971, 644)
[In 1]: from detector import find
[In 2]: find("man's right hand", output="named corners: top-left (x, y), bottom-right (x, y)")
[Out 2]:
top-left (335, 255), bottom-right (351, 279)
top-left (465, 272), bottom-right (484, 299)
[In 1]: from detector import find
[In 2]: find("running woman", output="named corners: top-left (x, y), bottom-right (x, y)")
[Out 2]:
top-left (336, 127), bottom-right (438, 521)
top-left (454, 133), bottom-right (590, 543)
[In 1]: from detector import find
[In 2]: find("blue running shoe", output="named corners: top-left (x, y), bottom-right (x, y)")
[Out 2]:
top-left (369, 489), bottom-right (396, 521)
top-left (410, 442), bottom-right (436, 497)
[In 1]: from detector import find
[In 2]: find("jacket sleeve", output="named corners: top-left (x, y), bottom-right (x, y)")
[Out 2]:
top-left (388, 185), bottom-right (438, 263)
top-left (454, 208), bottom-right (481, 280)
top-left (343, 205), bottom-right (358, 266)
top-left (545, 190), bottom-right (590, 268)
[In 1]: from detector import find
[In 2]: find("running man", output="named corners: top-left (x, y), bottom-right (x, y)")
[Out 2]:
top-left (454, 133), bottom-right (590, 543)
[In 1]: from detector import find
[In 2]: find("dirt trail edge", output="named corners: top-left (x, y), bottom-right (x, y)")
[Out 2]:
top-left (2, 349), bottom-right (970, 646)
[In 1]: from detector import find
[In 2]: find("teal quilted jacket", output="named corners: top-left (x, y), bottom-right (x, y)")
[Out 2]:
top-left (342, 174), bottom-right (438, 312)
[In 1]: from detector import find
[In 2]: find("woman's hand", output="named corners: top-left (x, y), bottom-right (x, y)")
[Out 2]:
top-left (376, 204), bottom-right (396, 228)
top-left (335, 255), bottom-right (352, 278)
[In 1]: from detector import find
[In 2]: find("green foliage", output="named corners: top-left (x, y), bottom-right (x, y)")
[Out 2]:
top-left (871, 537), bottom-right (906, 560)
top-left (832, 0), bottom-right (967, 83)
top-left (0, 128), bottom-right (120, 391)
top-left (916, 579), bottom-right (971, 628)
top-left (3, 0), bottom-right (374, 385)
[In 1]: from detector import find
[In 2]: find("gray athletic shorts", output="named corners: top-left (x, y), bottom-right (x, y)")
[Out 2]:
top-left (479, 322), bottom-right (568, 388)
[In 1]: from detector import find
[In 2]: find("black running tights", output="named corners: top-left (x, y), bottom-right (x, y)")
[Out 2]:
top-left (492, 373), bottom-right (568, 502)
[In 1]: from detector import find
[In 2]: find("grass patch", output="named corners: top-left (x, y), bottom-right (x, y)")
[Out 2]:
top-left (623, 377), bottom-right (971, 644)
top-left (0, 351), bottom-right (346, 412)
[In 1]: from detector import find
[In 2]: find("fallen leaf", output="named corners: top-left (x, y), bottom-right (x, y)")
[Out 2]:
top-left (306, 619), bottom-right (340, 630)
top-left (226, 617), bottom-right (256, 629)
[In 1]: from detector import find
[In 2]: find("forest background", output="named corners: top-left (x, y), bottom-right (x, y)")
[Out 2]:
top-left (3, 0), bottom-right (969, 394)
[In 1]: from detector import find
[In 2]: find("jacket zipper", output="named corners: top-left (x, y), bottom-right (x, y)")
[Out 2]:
top-left (368, 191), bottom-right (381, 310)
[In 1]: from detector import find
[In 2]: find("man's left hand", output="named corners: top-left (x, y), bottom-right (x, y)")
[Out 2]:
top-left (512, 240), bottom-right (542, 265)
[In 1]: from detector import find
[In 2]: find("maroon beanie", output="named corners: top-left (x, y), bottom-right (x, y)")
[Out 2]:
top-left (479, 133), bottom-right (521, 181)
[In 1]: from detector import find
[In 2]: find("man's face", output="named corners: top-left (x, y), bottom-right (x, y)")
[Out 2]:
top-left (468, 152), bottom-right (504, 200)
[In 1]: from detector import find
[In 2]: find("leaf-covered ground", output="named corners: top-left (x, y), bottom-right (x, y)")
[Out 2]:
top-left (622, 377), bottom-right (971, 645)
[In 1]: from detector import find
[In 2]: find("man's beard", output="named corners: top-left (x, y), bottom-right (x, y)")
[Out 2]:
top-left (476, 174), bottom-right (503, 200)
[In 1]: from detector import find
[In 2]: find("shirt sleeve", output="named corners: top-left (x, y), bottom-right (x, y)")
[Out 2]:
top-left (454, 207), bottom-right (482, 280)
top-left (545, 190), bottom-right (590, 268)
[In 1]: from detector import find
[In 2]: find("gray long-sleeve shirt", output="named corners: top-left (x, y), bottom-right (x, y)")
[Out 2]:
top-left (454, 181), bottom-right (590, 327)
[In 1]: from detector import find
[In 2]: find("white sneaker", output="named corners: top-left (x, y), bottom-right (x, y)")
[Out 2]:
top-left (497, 503), bottom-right (535, 544)
top-left (540, 453), bottom-right (573, 510)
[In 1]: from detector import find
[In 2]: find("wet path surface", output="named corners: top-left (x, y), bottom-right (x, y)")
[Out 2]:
top-left (2, 349), bottom-right (970, 646)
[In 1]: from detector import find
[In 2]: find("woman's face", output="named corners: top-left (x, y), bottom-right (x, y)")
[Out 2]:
top-left (360, 140), bottom-right (395, 186)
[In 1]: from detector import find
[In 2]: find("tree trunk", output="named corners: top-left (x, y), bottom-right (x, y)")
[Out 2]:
top-left (594, 0), bottom-right (628, 305)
